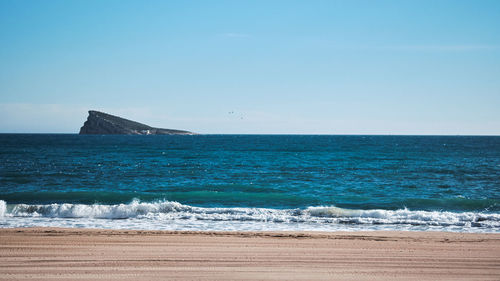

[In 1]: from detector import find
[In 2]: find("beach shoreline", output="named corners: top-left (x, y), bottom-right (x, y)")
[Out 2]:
top-left (1, 227), bottom-right (499, 280)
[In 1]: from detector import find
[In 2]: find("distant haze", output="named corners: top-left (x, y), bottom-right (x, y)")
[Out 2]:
top-left (1, 0), bottom-right (499, 135)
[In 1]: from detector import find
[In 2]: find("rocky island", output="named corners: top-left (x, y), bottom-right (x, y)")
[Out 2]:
top-left (79, 110), bottom-right (196, 135)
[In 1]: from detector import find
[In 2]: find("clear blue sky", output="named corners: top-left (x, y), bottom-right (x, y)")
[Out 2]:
top-left (1, 0), bottom-right (499, 134)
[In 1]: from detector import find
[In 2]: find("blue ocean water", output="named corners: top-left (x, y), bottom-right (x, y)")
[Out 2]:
top-left (0, 134), bottom-right (499, 232)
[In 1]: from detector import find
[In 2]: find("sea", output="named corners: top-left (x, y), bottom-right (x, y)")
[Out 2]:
top-left (0, 134), bottom-right (499, 233)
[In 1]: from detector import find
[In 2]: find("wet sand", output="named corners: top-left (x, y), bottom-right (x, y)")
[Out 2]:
top-left (1, 228), bottom-right (499, 280)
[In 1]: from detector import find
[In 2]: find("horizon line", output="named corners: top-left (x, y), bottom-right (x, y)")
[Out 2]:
top-left (0, 133), bottom-right (499, 137)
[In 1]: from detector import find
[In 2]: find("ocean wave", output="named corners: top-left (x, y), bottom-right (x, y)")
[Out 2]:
top-left (306, 206), bottom-right (499, 228)
top-left (0, 200), bottom-right (6, 218)
top-left (1, 199), bottom-right (499, 231)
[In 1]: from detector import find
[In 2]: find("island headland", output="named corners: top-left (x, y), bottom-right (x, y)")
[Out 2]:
top-left (79, 110), bottom-right (196, 135)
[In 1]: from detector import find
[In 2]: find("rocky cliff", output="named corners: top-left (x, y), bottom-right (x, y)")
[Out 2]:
top-left (79, 110), bottom-right (195, 135)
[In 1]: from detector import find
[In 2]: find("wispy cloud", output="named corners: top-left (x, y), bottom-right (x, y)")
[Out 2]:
top-left (220, 33), bottom-right (251, 38)
top-left (0, 103), bottom-right (174, 133)
top-left (0, 103), bottom-right (88, 133)
top-left (330, 44), bottom-right (500, 52)
top-left (379, 45), bottom-right (499, 51)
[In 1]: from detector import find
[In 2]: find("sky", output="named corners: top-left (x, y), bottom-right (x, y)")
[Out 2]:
top-left (1, 0), bottom-right (499, 134)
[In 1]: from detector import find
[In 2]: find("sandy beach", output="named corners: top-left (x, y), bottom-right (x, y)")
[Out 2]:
top-left (0, 228), bottom-right (499, 280)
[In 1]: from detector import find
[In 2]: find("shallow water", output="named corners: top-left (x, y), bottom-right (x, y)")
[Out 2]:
top-left (1, 134), bottom-right (499, 232)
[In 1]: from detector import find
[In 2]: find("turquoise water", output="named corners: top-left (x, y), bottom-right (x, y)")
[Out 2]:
top-left (1, 134), bottom-right (499, 232)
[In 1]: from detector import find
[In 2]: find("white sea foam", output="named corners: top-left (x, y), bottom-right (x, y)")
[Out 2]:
top-left (0, 200), bottom-right (6, 218)
top-left (1, 200), bottom-right (499, 232)
top-left (306, 206), bottom-right (500, 228)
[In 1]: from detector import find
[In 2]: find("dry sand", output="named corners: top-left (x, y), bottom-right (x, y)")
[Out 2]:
top-left (1, 228), bottom-right (499, 280)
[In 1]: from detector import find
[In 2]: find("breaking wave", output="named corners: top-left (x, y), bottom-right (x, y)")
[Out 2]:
top-left (0, 200), bottom-right (6, 218)
top-left (1, 199), bottom-right (499, 232)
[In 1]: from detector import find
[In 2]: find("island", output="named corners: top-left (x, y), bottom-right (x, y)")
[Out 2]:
top-left (79, 110), bottom-right (196, 135)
